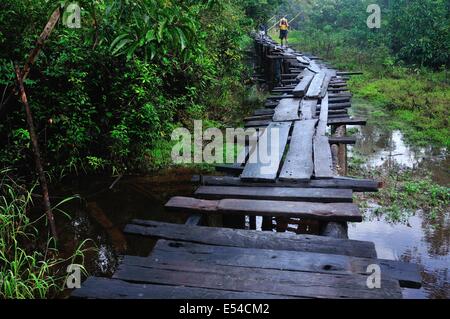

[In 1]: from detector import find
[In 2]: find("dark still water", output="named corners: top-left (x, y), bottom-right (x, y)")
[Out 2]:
top-left (348, 98), bottom-right (449, 299)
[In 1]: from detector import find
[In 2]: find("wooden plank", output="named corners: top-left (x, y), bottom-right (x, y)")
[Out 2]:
top-left (253, 108), bottom-right (274, 116)
top-left (197, 175), bottom-right (380, 192)
top-left (267, 94), bottom-right (295, 100)
top-left (328, 136), bottom-right (357, 144)
top-left (329, 97), bottom-right (351, 103)
top-left (292, 69), bottom-right (314, 97)
top-left (314, 136), bottom-right (334, 179)
top-left (72, 277), bottom-right (288, 299)
top-left (244, 120), bottom-right (270, 128)
top-left (124, 220), bottom-right (377, 258)
top-left (300, 99), bottom-right (318, 120)
top-left (337, 71), bottom-right (363, 76)
top-left (115, 255), bottom-right (401, 299)
top-left (279, 120), bottom-right (317, 181)
top-left (214, 164), bottom-right (243, 175)
top-left (165, 197), bottom-right (362, 222)
top-left (195, 186), bottom-right (353, 203)
top-left (328, 118), bottom-right (367, 126)
top-left (273, 98), bottom-right (301, 122)
top-left (320, 70), bottom-right (336, 98)
top-left (306, 72), bottom-right (326, 99)
top-left (241, 122), bottom-right (291, 182)
top-left (316, 93), bottom-right (329, 135)
top-left (150, 240), bottom-right (422, 288)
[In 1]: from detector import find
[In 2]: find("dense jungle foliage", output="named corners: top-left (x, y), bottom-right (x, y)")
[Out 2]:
top-left (0, 0), bottom-right (281, 177)
top-left (274, 0), bottom-right (449, 147)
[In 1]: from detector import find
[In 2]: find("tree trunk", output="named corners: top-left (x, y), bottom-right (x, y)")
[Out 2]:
top-left (14, 66), bottom-right (58, 241)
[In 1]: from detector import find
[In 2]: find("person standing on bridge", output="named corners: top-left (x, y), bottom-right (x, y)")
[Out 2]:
top-left (279, 16), bottom-right (289, 47)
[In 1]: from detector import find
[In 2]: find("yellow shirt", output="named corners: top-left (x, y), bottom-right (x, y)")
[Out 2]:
top-left (280, 19), bottom-right (289, 31)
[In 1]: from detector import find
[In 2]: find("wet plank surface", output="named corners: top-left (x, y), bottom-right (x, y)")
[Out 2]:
top-left (240, 122), bottom-right (291, 182)
top-left (72, 276), bottom-right (289, 299)
top-left (112, 252), bottom-right (401, 299)
top-left (195, 185), bottom-right (353, 202)
top-left (124, 220), bottom-right (377, 258)
top-left (197, 175), bottom-right (380, 192)
top-left (273, 98), bottom-right (301, 121)
top-left (279, 120), bottom-right (317, 181)
top-left (149, 240), bottom-right (421, 288)
top-left (165, 196), bottom-right (362, 222)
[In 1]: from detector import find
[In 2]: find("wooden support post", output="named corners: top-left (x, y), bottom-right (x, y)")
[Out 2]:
top-left (336, 125), bottom-right (348, 175)
top-left (249, 215), bottom-right (257, 230)
top-left (261, 216), bottom-right (273, 231)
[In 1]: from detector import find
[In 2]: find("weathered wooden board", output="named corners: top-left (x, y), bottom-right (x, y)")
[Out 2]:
top-left (210, 175), bottom-right (375, 191)
top-left (195, 186), bottom-right (353, 203)
top-left (327, 118), bottom-right (367, 126)
top-left (267, 94), bottom-right (294, 100)
top-left (329, 97), bottom-right (351, 103)
top-left (300, 99), bottom-right (318, 120)
top-left (314, 135), bottom-right (335, 179)
top-left (316, 93), bottom-right (329, 135)
top-left (165, 197), bottom-right (362, 222)
top-left (114, 255), bottom-right (401, 299)
top-left (279, 120), bottom-right (317, 181)
top-left (245, 114), bottom-right (272, 121)
top-left (241, 122), bottom-right (291, 182)
top-left (337, 71), bottom-right (363, 76)
top-left (244, 120), bottom-right (270, 128)
top-left (306, 72), bottom-right (326, 99)
top-left (320, 70), bottom-right (336, 98)
top-left (292, 69), bottom-right (314, 97)
top-left (328, 136), bottom-right (357, 144)
top-left (196, 175), bottom-right (379, 192)
top-left (253, 108), bottom-right (274, 116)
top-left (214, 164), bottom-right (244, 175)
top-left (72, 276), bottom-right (289, 299)
top-left (125, 220), bottom-right (377, 258)
top-left (149, 240), bottom-right (422, 288)
top-left (273, 98), bottom-right (301, 121)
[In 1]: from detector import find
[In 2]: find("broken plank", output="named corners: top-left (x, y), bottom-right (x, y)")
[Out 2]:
top-left (292, 69), bottom-right (314, 97)
top-left (125, 220), bottom-right (377, 258)
top-left (165, 197), bottom-right (362, 222)
top-left (241, 122), bottom-right (291, 182)
top-left (316, 93), bottom-right (329, 135)
top-left (279, 120), bottom-right (317, 181)
top-left (306, 72), bottom-right (326, 99)
top-left (195, 185), bottom-right (353, 203)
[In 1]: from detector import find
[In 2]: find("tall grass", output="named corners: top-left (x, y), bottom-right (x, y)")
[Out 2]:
top-left (0, 169), bottom-right (91, 299)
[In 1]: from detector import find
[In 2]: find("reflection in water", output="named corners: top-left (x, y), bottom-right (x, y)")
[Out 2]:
top-left (348, 98), bottom-right (449, 299)
top-left (349, 98), bottom-right (449, 185)
top-left (54, 168), bottom-right (198, 291)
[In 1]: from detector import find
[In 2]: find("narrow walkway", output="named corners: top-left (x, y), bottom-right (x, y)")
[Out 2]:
top-left (72, 35), bottom-right (422, 299)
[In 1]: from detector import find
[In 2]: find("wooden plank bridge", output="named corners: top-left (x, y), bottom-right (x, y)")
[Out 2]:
top-left (72, 35), bottom-right (422, 299)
